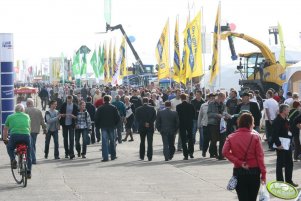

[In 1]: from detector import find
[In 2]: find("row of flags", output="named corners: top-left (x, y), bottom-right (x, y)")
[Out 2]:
top-left (71, 37), bottom-right (127, 85)
top-left (156, 8), bottom-right (214, 85)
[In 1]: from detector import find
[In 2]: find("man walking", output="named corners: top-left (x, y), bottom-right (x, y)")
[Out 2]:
top-left (264, 90), bottom-right (279, 150)
top-left (95, 95), bottom-right (120, 162)
top-left (39, 86), bottom-right (49, 111)
top-left (59, 95), bottom-right (79, 159)
top-left (273, 104), bottom-right (298, 187)
top-left (112, 95), bottom-right (126, 144)
top-left (156, 101), bottom-right (179, 161)
top-left (25, 98), bottom-right (47, 164)
top-left (207, 92), bottom-right (226, 160)
top-left (176, 94), bottom-right (195, 160)
top-left (191, 90), bottom-right (205, 148)
top-left (135, 97), bottom-right (157, 161)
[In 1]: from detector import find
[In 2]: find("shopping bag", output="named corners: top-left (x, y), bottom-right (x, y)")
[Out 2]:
top-left (259, 184), bottom-right (270, 201)
top-left (220, 118), bottom-right (227, 134)
top-left (226, 176), bottom-right (237, 191)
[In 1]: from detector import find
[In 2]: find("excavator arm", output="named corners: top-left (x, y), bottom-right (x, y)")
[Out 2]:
top-left (221, 32), bottom-right (277, 64)
top-left (106, 23), bottom-right (144, 73)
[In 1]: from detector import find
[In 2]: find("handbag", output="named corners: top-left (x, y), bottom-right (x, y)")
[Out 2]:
top-left (258, 184), bottom-right (270, 201)
top-left (226, 135), bottom-right (254, 191)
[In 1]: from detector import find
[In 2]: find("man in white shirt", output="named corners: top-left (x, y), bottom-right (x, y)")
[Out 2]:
top-left (264, 90), bottom-right (279, 150)
top-left (284, 92), bottom-right (293, 107)
top-left (170, 89), bottom-right (182, 151)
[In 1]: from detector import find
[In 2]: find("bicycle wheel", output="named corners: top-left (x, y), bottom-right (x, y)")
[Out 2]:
top-left (21, 160), bottom-right (27, 188)
top-left (11, 155), bottom-right (23, 184)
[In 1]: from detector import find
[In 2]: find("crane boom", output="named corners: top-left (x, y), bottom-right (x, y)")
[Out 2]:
top-left (106, 23), bottom-right (145, 73)
top-left (221, 32), bottom-right (277, 64)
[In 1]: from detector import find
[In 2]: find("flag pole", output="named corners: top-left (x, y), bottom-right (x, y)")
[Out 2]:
top-left (168, 18), bottom-right (172, 88)
top-left (201, 6), bottom-right (206, 98)
top-left (218, 1), bottom-right (221, 90)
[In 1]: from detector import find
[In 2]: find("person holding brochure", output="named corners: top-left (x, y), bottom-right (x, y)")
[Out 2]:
top-left (272, 104), bottom-right (298, 187)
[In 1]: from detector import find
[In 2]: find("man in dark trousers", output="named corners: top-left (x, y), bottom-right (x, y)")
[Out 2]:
top-left (95, 95), bottom-right (120, 162)
top-left (156, 101), bottom-right (179, 161)
top-left (59, 95), bottom-right (79, 159)
top-left (176, 94), bottom-right (195, 160)
top-left (273, 104), bottom-right (298, 187)
top-left (39, 86), bottom-right (49, 111)
top-left (135, 97), bottom-right (157, 161)
top-left (85, 96), bottom-right (96, 144)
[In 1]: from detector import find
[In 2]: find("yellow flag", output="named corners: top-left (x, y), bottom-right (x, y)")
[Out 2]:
top-left (210, 3), bottom-right (221, 84)
top-left (184, 11), bottom-right (203, 80)
top-left (278, 22), bottom-right (286, 68)
top-left (104, 42), bottom-right (109, 83)
top-left (108, 40), bottom-right (112, 82)
top-left (156, 20), bottom-right (170, 80)
top-left (180, 18), bottom-right (189, 85)
top-left (173, 17), bottom-right (181, 83)
top-left (119, 37), bottom-right (127, 78)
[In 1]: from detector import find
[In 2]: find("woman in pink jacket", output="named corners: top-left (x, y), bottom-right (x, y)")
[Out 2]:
top-left (222, 112), bottom-right (266, 201)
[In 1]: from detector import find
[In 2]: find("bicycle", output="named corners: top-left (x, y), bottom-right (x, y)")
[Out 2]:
top-left (11, 143), bottom-right (28, 187)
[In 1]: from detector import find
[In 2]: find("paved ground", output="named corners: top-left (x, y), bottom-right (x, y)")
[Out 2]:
top-left (1, 129), bottom-right (301, 201)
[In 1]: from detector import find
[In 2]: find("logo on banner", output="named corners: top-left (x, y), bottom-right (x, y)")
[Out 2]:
top-left (2, 41), bottom-right (13, 49)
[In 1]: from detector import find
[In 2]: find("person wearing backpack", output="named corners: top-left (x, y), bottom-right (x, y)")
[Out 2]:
top-left (44, 100), bottom-right (61, 159)
top-left (75, 100), bottom-right (92, 158)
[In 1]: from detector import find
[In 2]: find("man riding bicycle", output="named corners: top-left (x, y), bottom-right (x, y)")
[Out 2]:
top-left (3, 104), bottom-right (32, 179)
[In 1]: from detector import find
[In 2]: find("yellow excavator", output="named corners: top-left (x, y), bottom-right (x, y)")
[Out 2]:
top-left (221, 31), bottom-right (285, 95)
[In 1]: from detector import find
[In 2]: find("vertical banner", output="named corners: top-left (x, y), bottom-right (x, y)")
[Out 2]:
top-left (0, 33), bottom-right (14, 137)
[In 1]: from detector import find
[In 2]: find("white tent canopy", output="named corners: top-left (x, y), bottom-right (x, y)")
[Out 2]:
top-left (286, 61), bottom-right (301, 82)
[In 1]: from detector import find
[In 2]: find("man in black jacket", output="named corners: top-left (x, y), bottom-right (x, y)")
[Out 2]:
top-left (85, 96), bottom-right (96, 144)
top-left (95, 95), bottom-right (120, 162)
top-left (176, 94), bottom-right (196, 160)
top-left (59, 95), bottom-right (79, 159)
top-left (39, 86), bottom-right (49, 111)
top-left (135, 97), bottom-right (157, 161)
top-left (156, 101), bottom-right (179, 161)
top-left (272, 104), bottom-right (298, 187)
top-left (235, 92), bottom-right (261, 132)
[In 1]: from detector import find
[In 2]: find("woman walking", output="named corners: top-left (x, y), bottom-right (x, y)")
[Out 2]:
top-left (75, 101), bottom-right (92, 158)
top-left (122, 96), bottom-right (135, 142)
top-left (222, 113), bottom-right (266, 201)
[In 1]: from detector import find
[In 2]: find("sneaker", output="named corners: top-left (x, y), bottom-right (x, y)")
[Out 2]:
top-left (122, 139), bottom-right (127, 142)
top-left (11, 160), bottom-right (17, 169)
top-left (183, 157), bottom-right (188, 160)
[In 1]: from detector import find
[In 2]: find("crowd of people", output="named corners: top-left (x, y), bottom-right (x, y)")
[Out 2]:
top-left (3, 82), bottom-right (301, 200)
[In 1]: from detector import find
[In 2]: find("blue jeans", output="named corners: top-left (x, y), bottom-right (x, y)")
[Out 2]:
top-left (30, 133), bottom-right (38, 163)
top-left (101, 128), bottom-right (116, 160)
top-left (44, 130), bottom-right (59, 158)
top-left (75, 129), bottom-right (88, 155)
top-left (7, 134), bottom-right (32, 172)
top-left (192, 120), bottom-right (203, 149)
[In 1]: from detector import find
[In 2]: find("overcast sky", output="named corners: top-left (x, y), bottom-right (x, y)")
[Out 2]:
top-left (0, 0), bottom-right (300, 66)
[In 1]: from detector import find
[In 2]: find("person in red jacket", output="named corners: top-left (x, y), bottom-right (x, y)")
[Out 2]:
top-left (222, 112), bottom-right (266, 201)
